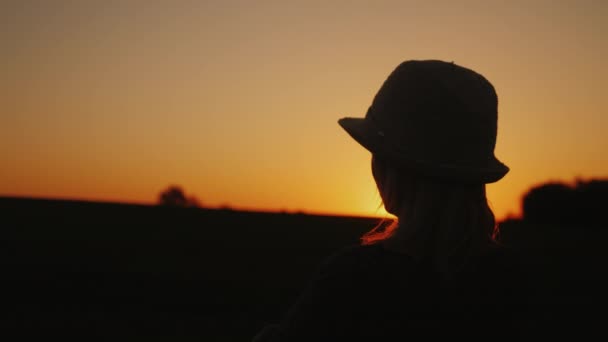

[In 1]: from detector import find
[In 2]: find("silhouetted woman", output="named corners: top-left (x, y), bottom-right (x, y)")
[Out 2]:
top-left (254, 60), bottom-right (532, 341)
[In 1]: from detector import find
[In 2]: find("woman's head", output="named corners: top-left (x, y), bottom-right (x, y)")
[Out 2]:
top-left (338, 60), bottom-right (507, 276)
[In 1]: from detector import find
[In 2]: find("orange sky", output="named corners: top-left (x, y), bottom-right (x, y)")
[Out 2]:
top-left (1, 0), bottom-right (607, 219)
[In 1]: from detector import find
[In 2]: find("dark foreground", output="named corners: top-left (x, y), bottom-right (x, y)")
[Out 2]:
top-left (1, 197), bottom-right (607, 340)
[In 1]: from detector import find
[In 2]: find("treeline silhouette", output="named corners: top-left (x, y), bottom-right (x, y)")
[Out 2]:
top-left (158, 185), bottom-right (201, 208)
top-left (522, 178), bottom-right (607, 228)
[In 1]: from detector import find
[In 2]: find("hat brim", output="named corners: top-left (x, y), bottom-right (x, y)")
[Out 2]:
top-left (338, 117), bottom-right (382, 157)
top-left (338, 117), bottom-right (509, 184)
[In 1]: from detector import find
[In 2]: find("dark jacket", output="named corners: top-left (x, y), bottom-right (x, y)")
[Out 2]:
top-left (254, 243), bottom-right (534, 341)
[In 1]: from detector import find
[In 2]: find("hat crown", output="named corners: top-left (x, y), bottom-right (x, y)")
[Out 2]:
top-left (366, 60), bottom-right (499, 166)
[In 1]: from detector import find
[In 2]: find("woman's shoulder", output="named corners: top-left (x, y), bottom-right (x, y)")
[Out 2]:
top-left (314, 244), bottom-right (375, 275)
top-left (318, 243), bottom-right (412, 271)
top-left (313, 243), bottom-right (419, 288)
top-left (465, 243), bottom-right (535, 295)
top-left (479, 243), bottom-right (530, 273)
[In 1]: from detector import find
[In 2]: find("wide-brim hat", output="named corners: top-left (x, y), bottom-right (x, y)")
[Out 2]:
top-left (339, 60), bottom-right (509, 184)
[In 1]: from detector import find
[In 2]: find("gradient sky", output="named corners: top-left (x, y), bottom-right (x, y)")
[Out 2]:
top-left (1, 0), bottom-right (606, 219)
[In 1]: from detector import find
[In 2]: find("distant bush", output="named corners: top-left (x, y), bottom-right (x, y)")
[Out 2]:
top-left (158, 185), bottom-right (201, 208)
top-left (522, 179), bottom-right (607, 228)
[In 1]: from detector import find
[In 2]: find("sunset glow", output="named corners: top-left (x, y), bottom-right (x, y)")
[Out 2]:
top-left (2, 0), bottom-right (606, 220)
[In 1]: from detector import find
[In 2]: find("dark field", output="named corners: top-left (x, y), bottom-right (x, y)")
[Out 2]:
top-left (1, 197), bottom-right (607, 340)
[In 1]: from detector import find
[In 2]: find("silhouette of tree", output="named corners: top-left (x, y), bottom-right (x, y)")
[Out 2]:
top-left (573, 179), bottom-right (607, 227)
top-left (522, 179), bottom-right (607, 228)
top-left (522, 182), bottom-right (573, 225)
top-left (158, 185), bottom-right (200, 207)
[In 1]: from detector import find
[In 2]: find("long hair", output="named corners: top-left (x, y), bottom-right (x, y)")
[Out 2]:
top-left (362, 155), bottom-right (499, 278)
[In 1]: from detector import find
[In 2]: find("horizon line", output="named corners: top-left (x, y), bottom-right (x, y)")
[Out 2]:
top-left (0, 194), bottom-right (386, 220)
